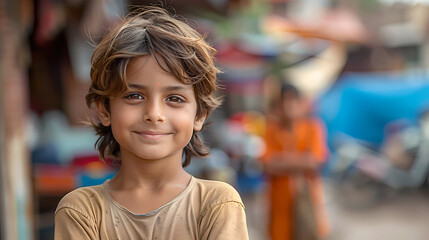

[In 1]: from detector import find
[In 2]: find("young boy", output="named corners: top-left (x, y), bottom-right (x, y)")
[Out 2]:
top-left (54, 7), bottom-right (248, 239)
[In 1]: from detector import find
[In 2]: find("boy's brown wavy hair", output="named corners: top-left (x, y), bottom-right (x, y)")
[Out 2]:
top-left (86, 7), bottom-right (221, 167)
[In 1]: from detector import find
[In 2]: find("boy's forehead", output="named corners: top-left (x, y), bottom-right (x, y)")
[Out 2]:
top-left (127, 55), bottom-right (153, 71)
top-left (128, 55), bottom-right (167, 76)
top-left (124, 56), bottom-right (191, 88)
top-left (127, 55), bottom-right (167, 78)
top-left (126, 55), bottom-right (193, 86)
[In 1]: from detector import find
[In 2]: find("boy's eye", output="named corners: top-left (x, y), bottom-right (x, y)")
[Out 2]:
top-left (125, 93), bottom-right (143, 101)
top-left (166, 96), bottom-right (185, 103)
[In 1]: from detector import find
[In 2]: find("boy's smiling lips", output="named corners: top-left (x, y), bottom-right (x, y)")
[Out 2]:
top-left (133, 130), bottom-right (172, 140)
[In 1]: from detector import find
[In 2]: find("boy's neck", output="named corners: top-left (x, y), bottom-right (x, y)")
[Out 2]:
top-left (109, 150), bottom-right (189, 191)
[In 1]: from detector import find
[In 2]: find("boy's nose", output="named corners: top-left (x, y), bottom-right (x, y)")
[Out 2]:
top-left (143, 100), bottom-right (166, 123)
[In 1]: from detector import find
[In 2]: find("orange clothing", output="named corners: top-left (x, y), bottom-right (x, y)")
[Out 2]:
top-left (261, 117), bottom-right (329, 240)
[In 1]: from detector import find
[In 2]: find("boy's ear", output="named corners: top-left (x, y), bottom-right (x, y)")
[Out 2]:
top-left (193, 115), bottom-right (206, 132)
top-left (95, 101), bottom-right (111, 127)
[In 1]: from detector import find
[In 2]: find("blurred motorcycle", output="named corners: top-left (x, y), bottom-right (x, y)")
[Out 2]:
top-left (331, 110), bottom-right (429, 209)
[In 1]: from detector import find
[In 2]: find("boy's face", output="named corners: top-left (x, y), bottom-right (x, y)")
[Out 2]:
top-left (97, 55), bottom-right (205, 162)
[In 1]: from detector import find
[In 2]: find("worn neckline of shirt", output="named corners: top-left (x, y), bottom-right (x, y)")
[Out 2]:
top-left (101, 176), bottom-right (196, 218)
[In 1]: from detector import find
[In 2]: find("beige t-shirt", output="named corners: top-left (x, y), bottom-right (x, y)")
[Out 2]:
top-left (55, 177), bottom-right (248, 239)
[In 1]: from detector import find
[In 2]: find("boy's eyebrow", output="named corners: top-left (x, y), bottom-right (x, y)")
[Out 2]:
top-left (128, 84), bottom-right (192, 91)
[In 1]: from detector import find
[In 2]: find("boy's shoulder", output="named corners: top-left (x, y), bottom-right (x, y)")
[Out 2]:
top-left (192, 177), bottom-right (244, 206)
top-left (55, 184), bottom-right (105, 217)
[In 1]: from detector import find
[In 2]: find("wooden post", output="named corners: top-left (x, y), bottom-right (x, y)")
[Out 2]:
top-left (0, 1), bottom-right (34, 239)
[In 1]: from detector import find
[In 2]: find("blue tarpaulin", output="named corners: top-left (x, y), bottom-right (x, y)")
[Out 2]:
top-left (317, 72), bottom-right (429, 148)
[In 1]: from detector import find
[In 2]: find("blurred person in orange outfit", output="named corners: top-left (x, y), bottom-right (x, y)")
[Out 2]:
top-left (261, 83), bottom-right (330, 240)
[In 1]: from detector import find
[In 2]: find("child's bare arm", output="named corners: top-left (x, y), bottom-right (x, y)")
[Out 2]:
top-left (263, 152), bottom-right (321, 176)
